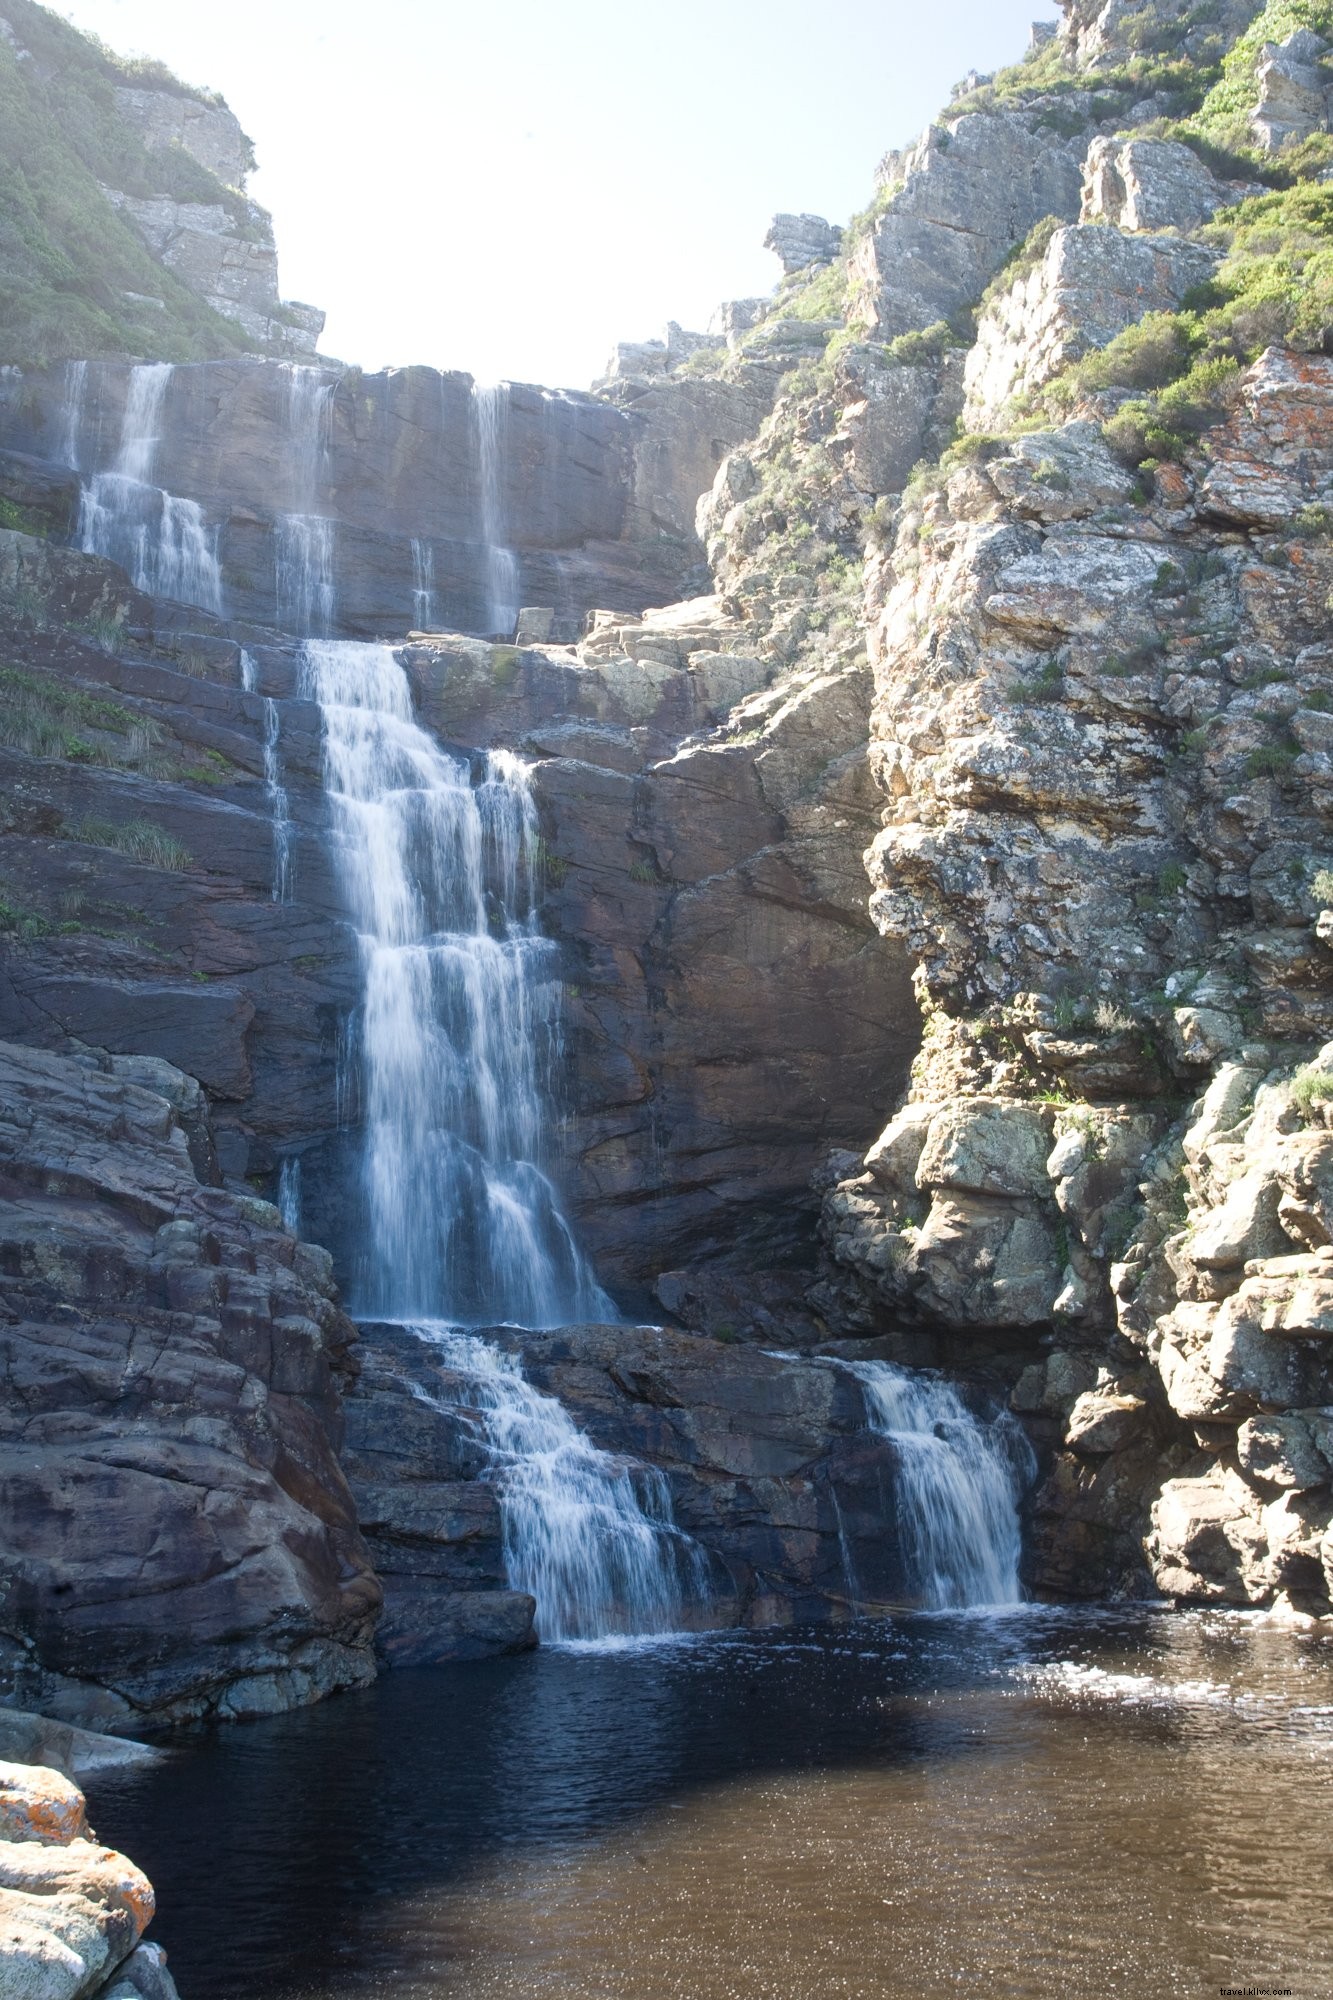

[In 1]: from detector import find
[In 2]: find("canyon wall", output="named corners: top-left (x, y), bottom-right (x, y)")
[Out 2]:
top-left (6, 0), bottom-right (1333, 1732)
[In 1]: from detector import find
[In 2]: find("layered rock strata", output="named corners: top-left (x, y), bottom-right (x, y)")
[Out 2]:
top-left (0, 1037), bottom-right (380, 1731)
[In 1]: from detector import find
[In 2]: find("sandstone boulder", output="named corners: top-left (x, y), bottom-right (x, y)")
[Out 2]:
top-left (1081, 135), bottom-right (1234, 234)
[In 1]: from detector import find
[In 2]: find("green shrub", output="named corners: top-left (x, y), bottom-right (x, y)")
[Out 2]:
top-left (883, 320), bottom-right (967, 368)
top-left (1291, 1062), bottom-right (1333, 1112)
top-left (1246, 739), bottom-right (1300, 777)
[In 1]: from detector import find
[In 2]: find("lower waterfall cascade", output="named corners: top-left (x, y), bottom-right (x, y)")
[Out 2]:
top-left (846, 1360), bottom-right (1035, 1610)
top-left (412, 1323), bottom-right (709, 1642)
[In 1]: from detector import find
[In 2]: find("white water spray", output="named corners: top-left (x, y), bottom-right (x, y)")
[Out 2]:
top-left (845, 1359), bottom-right (1033, 1609)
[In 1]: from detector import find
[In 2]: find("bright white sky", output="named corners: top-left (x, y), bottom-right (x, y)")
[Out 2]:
top-left (56, 1), bottom-right (1060, 388)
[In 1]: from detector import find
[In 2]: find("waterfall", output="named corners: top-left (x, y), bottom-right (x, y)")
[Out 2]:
top-left (411, 537), bottom-right (437, 630)
top-left (57, 360), bottom-right (87, 471)
top-left (473, 384), bottom-right (519, 640)
top-left (302, 637), bottom-right (612, 1327)
top-left (278, 1157), bottom-right (303, 1236)
top-left (277, 365), bottom-right (337, 634)
top-left (275, 513), bottom-right (335, 636)
top-left (411, 1324), bottom-right (706, 1642)
top-left (844, 1360), bottom-right (1034, 1610)
top-left (78, 363), bottom-right (223, 616)
top-left (240, 650), bottom-right (293, 903)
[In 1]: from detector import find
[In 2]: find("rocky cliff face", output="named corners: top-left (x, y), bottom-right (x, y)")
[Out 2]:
top-left (796, 0), bottom-right (1333, 1614)
top-left (0, 353), bottom-right (764, 642)
top-left (6, 0), bottom-right (1333, 1739)
top-left (0, 1037), bottom-right (380, 1732)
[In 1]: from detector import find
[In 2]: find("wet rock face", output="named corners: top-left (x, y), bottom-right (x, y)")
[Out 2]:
top-left (0, 1039), bottom-right (380, 1732)
top-left (0, 359), bottom-right (730, 641)
top-left (403, 597), bottom-right (916, 1285)
top-left (349, 1321), bottom-right (912, 1630)
top-left (0, 545), bottom-right (359, 1217)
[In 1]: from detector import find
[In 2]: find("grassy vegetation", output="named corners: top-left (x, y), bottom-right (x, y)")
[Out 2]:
top-left (0, 0), bottom-right (262, 365)
top-left (0, 661), bottom-right (146, 763)
top-left (1191, 2), bottom-right (1333, 145)
top-left (0, 660), bottom-right (239, 786)
top-left (1291, 1060), bottom-right (1333, 1112)
top-left (68, 816), bottom-right (191, 870)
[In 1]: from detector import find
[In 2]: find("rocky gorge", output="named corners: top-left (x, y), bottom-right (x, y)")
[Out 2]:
top-left (4, 0), bottom-right (1333, 1988)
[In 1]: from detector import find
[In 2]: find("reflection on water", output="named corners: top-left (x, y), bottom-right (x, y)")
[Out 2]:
top-left (87, 1610), bottom-right (1333, 1999)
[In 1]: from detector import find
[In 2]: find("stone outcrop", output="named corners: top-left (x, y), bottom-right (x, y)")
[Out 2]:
top-left (848, 116), bottom-right (1085, 342)
top-left (98, 188), bottom-right (323, 360)
top-left (101, 74), bottom-right (321, 354)
top-left (113, 84), bottom-right (252, 190)
top-left (0, 1038), bottom-right (380, 1731)
top-left (0, 1758), bottom-right (179, 1999)
top-left (1252, 29), bottom-right (1331, 152)
top-left (764, 214), bottom-right (843, 273)
top-left (964, 223), bottom-right (1219, 429)
top-left (1057, 0), bottom-right (1264, 70)
top-left (1081, 136), bottom-right (1237, 235)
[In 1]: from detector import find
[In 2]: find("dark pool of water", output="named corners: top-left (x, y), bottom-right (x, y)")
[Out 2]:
top-left (87, 1609), bottom-right (1333, 1999)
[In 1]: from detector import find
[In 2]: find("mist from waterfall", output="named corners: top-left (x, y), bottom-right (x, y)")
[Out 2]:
top-left (473, 384), bottom-right (519, 640)
top-left (78, 363), bottom-right (223, 615)
top-left (844, 1359), bottom-right (1035, 1609)
top-left (303, 637), bottom-right (612, 1326)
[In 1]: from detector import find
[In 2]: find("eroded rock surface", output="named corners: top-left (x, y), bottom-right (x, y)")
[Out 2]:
top-left (0, 1039), bottom-right (380, 1731)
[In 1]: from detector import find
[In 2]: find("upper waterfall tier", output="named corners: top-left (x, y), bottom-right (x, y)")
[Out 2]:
top-left (0, 356), bottom-right (760, 641)
top-left (304, 638), bottom-right (612, 1326)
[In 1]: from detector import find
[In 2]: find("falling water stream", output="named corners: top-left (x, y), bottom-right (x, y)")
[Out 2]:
top-left (473, 384), bottom-right (520, 639)
top-left (303, 636), bottom-right (709, 1635)
top-left (78, 363), bottom-right (223, 614)
top-left (275, 365), bottom-right (337, 634)
top-left (847, 1360), bottom-right (1034, 1608)
top-left (303, 637), bottom-right (610, 1326)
